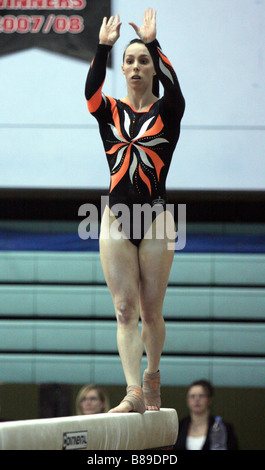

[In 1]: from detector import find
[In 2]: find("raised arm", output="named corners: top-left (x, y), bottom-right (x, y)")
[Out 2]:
top-left (129, 8), bottom-right (185, 118)
top-left (85, 14), bottom-right (122, 114)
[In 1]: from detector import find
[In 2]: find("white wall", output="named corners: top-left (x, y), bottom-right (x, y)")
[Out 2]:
top-left (0, 0), bottom-right (264, 190)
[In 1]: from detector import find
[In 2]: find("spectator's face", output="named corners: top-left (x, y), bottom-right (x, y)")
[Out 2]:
top-left (80, 390), bottom-right (104, 415)
top-left (187, 386), bottom-right (211, 415)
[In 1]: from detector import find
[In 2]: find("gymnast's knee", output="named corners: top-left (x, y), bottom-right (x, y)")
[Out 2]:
top-left (115, 300), bottom-right (139, 326)
top-left (141, 310), bottom-right (163, 326)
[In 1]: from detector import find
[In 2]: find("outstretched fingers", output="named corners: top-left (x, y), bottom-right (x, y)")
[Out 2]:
top-left (99, 13), bottom-right (122, 46)
top-left (128, 8), bottom-right (157, 43)
top-left (107, 13), bottom-right (121, 26)
top-left (144, 7), bottom-right (156, 22)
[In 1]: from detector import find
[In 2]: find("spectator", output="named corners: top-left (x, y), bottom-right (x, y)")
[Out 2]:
top-left (174, 379), bottom-right (238, 450)
top-left (75, 384), bottom-right (110, 415)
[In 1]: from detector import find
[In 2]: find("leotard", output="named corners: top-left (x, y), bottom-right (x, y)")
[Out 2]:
top-left (85, 39), bottom-right (185, 246)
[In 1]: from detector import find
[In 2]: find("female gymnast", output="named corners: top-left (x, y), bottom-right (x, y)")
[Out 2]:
top-left (85, 8), bottom-right (185, 413)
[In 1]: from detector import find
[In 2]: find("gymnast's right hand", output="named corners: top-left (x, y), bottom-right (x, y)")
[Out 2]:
top-left (99, 14), bottom-right (122, 46)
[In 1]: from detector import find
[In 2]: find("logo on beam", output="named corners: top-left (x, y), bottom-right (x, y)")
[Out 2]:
top-left (63, 430), bottom-right (88, 450)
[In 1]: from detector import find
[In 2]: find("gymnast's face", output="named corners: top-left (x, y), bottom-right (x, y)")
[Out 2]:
top-left (122, 43), bottom-right (155, 93)
top-left (80, 389), bottom-right (104, 415)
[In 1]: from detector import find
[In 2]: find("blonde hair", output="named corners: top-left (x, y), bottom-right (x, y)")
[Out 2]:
top-left (75, 384), bottom-right (110, 415)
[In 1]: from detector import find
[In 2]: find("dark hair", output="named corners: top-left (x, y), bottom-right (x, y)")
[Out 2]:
top-left (123, 38), bottom-right (159, 98)
top-left (187, 379), bottom-right (214, 398)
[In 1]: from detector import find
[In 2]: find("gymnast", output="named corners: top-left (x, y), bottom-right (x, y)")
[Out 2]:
top-left (85, 8), bottom-right (185, 413)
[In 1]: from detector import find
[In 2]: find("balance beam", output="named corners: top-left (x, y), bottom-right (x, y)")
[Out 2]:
top-left (0, 408), bottom-right (178, 450)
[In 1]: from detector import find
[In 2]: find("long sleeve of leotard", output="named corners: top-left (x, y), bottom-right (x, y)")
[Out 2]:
top-left (145, 39), bottom-right (185, 119)
top-left (85, 43), bottom-right (112, 115)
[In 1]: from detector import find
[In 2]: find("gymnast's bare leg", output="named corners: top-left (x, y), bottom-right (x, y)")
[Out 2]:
top-left (100, 206), bottom-right (175, 412)
top-left (139, 210), bottom-right (175, 402)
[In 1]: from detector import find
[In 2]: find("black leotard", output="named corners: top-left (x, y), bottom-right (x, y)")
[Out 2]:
top-left (85, 39), bottom-right (185, 246)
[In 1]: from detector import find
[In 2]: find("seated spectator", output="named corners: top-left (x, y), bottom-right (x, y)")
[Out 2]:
top-left (174, 379), bottom-right (238, 450)
top-left (75, 384), bottom-right (110, 415)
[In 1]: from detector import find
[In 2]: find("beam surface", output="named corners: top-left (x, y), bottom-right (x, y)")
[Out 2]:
top-left (0, 408), bottom-right (178, 450)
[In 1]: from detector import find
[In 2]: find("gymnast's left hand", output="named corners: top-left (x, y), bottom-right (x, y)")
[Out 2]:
top-left (129, 7), bottom-right (157, 44)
